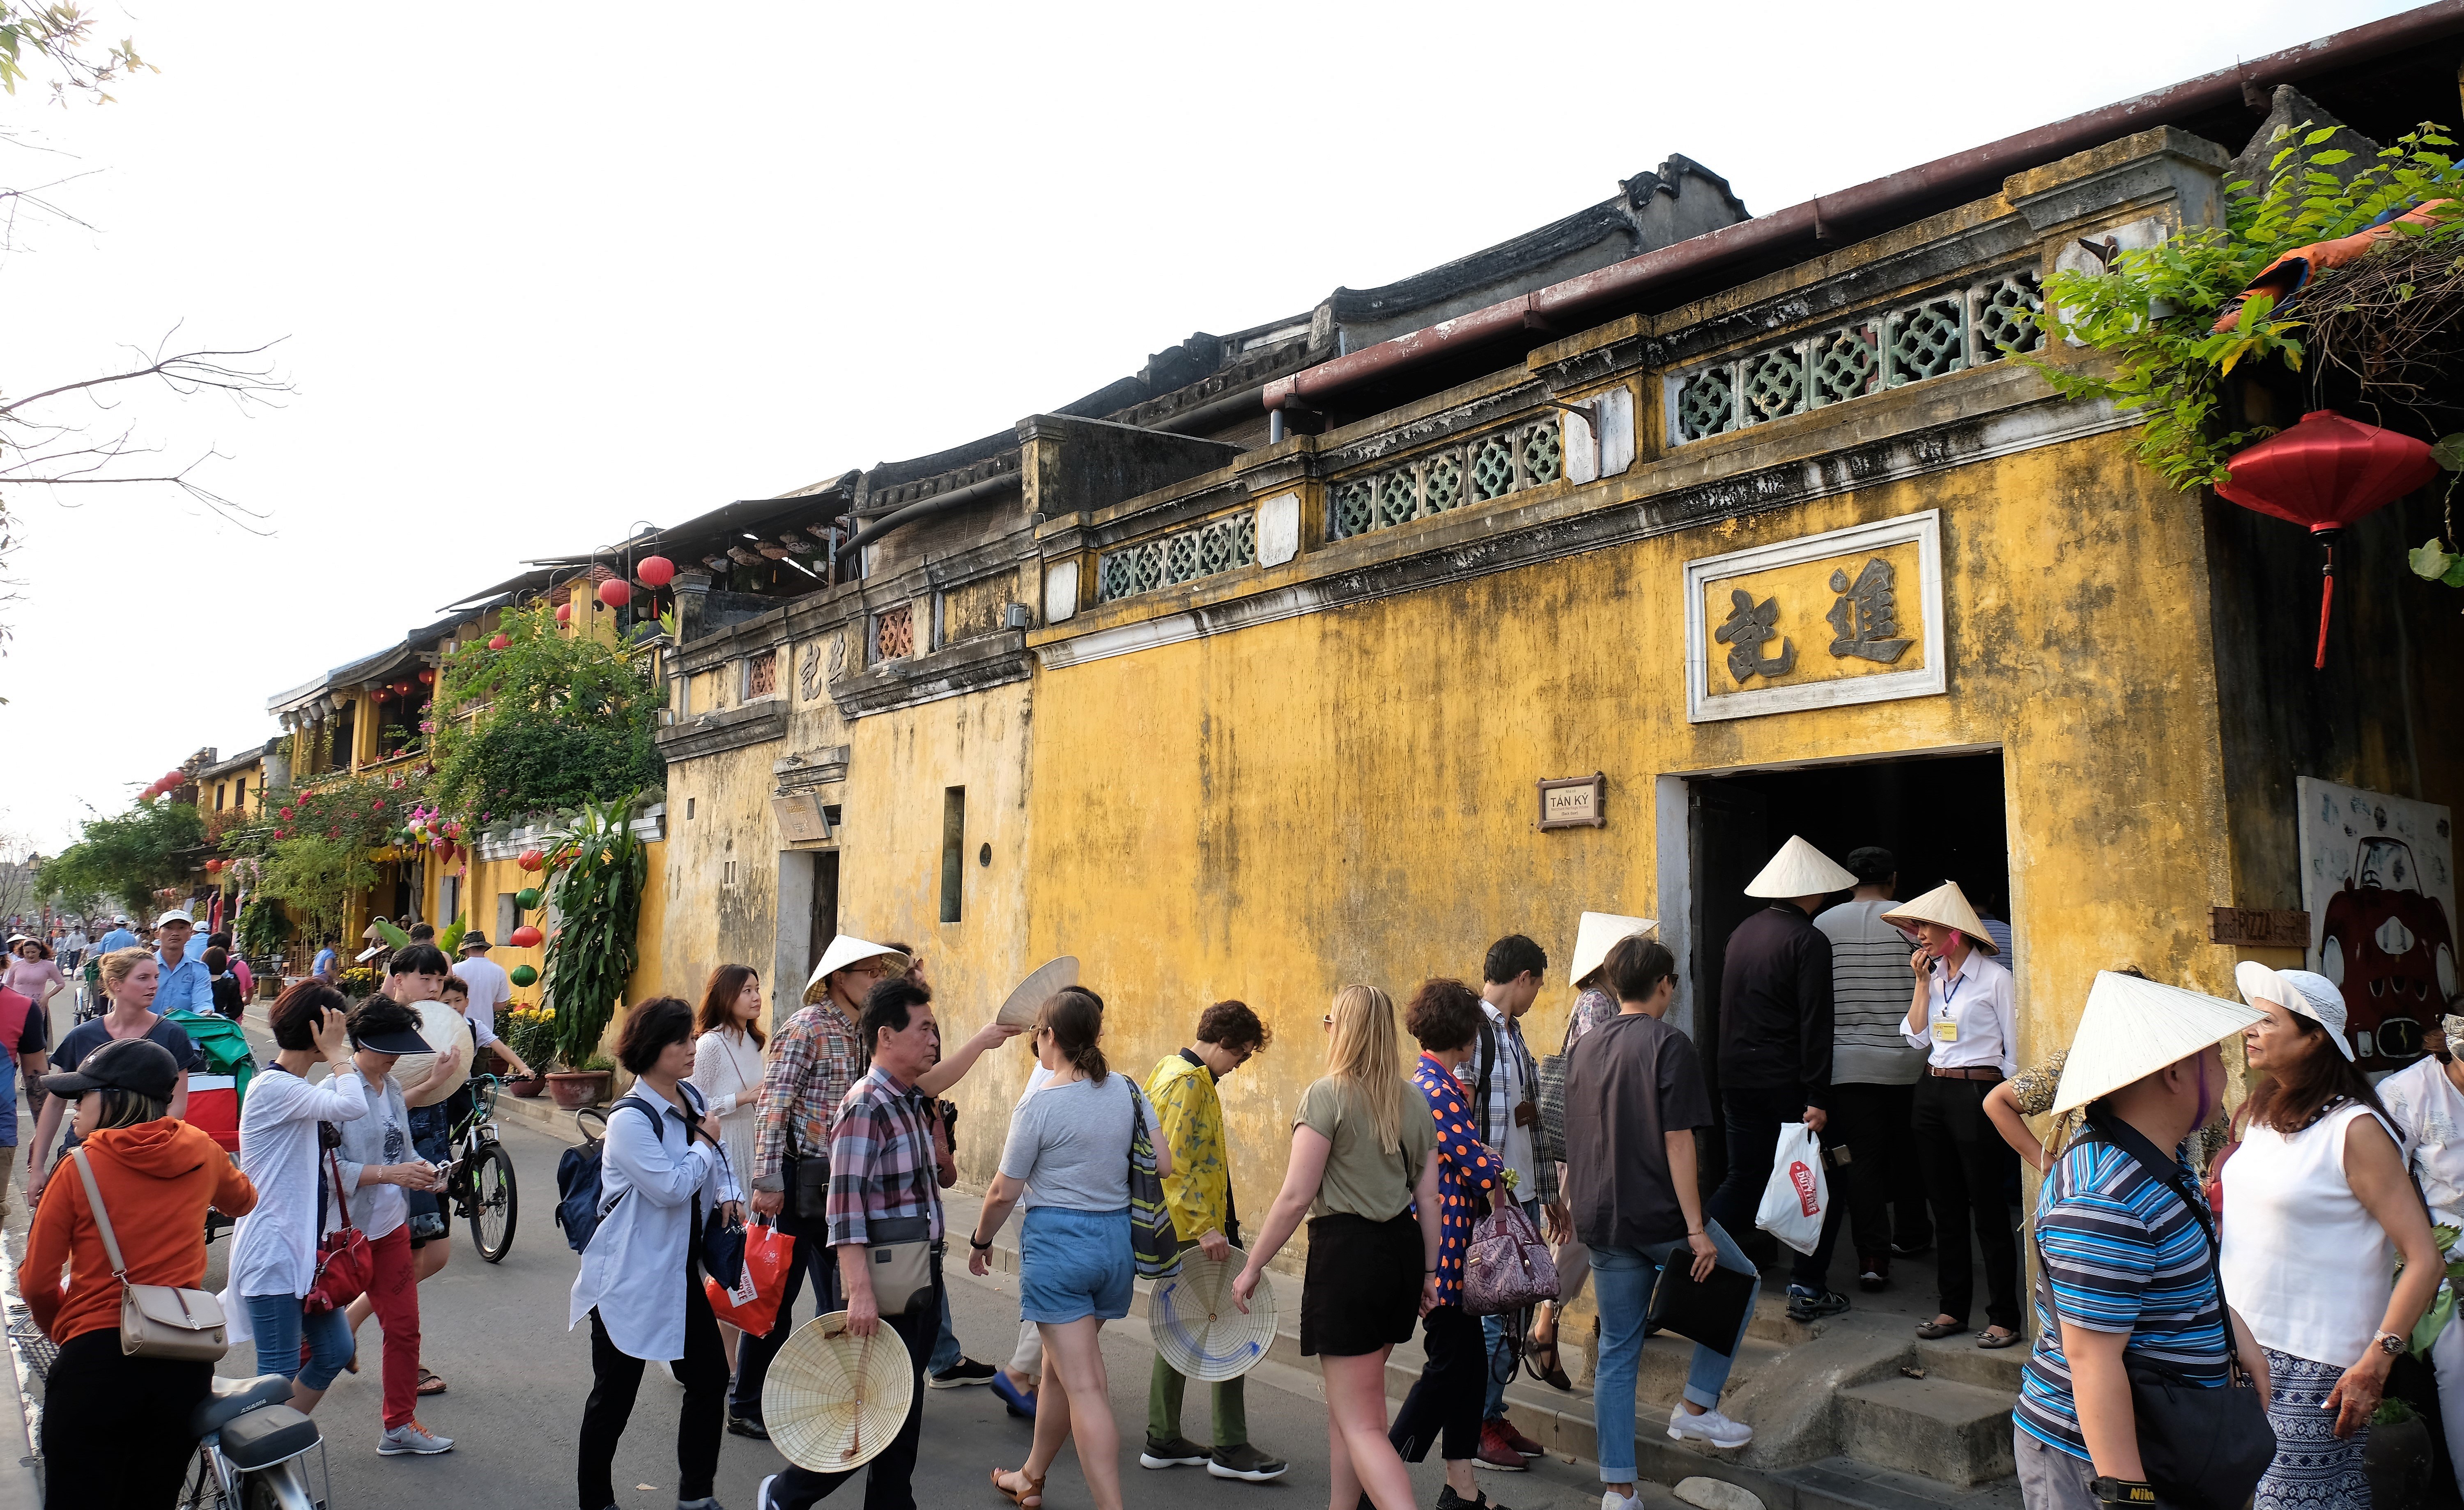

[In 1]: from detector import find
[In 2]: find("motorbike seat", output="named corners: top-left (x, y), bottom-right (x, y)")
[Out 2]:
top-left (188, 1373), bottom-right (294, 1437)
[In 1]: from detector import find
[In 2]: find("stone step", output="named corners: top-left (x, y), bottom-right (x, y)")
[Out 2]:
top-left (1834, 1375), bottom-right (2017, 1489)
top-left (1908, 1333), bottom-right (2028, 1394)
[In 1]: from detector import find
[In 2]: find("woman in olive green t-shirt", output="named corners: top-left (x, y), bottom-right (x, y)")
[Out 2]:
top-left (1233, 985), bottom-right (1441, 1510)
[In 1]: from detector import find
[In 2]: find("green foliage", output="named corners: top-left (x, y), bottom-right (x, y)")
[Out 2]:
top-left (437, 917), bottom-right (467, 956)
top-left (39, 799), bottom-right (203, 915)
top-left (541, 794), bottom-right (648, 1069)
top-left (2034, 122), bottom-right (2464, 490)
top-left (218, 769), bottom-right (430, 939)
top-left (338, 965), bottom-right (380, 999)
top-left (500, 1002), bottom-right (558, 1076)
top-left (257, 836), bottom-right (377, 941)
top-left (429, 601), bottom-right (665, 826)
top-left (2414, 536), bottom-right (2464, 586)
top-left (235, 897), bottom-right (287, 958)
top-left (0, 3), bottom-right (152, 104)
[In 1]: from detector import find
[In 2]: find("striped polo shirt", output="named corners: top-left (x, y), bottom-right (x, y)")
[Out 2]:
top-left (1813, 898), bottom-right (1926, 1085)
top-left (2014, 1135), bottom-right (2230, 1459)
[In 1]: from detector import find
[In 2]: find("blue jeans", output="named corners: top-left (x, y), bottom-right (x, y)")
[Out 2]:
top-left (1480, 1199), bottom-right (1543, 1420)
top-left (929, 1285), bottom-right (962, 1374)
top-left (1588, 1222), bottom-right (1756, 1483)
top-left (245, 1293), bottom-right (353, 1391)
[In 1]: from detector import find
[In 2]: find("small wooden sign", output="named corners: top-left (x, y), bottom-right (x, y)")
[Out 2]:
top-left (1537, 773), bottom-right (1607, 831)
top-left (2209, 906), bottom-right (2309, 949)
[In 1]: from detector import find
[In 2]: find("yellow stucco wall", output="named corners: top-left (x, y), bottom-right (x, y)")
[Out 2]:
top-left (1017, 429), bottom-right (2233, 1230)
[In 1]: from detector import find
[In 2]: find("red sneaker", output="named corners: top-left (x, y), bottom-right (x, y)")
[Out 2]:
top-left (1475, 1420), bottom-right (1529, 1472)
top-left (1499, 1419), bottom-right (1545, 1457)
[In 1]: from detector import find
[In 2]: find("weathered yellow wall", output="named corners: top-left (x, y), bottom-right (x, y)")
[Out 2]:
top-left (1021, 429), bottom-right (2233, 1230)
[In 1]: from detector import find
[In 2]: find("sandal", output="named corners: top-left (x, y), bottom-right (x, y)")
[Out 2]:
top-left (416, 1367), bottom-right (447, 1396)
top-left (1976, 1328), bottom-right (2023, 1349)
top-left (1524, 1313), bottom-right (1574, 1392)
top-left (1914, 1319), bottom-right (1964, 1340)
top-left (991, 1466), bottom-right (1045, 1508)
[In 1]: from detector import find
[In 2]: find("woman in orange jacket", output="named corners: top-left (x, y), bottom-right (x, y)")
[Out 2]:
top-left (19, 1036), bottom-right (257, 1510)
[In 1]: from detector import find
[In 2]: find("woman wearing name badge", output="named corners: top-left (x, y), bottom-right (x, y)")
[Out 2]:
top-left (1891, 882), bottom-right (2021, 1349)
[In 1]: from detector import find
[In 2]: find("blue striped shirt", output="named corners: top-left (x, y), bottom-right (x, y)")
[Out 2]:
top-left (2014, 1135), bottom-right (2230, 1459)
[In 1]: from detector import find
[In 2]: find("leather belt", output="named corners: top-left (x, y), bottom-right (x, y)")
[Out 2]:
top-left (1928, 1065), bottom-right (2004, 1082)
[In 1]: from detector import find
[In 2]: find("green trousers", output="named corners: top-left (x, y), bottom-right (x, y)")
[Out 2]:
top-left (1147, 1349), bottom-right (1246, 1449)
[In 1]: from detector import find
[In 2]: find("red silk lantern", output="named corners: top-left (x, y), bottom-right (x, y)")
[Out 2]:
top-left (597, 578), bottom-right (633, 609)
top-left (163, 770), bottom-right (184, 787)
top-left (488, 633), bottom-right (512, 650)
top-left (517, 848), bottom-right (545, 872)
top-left (555, 602), bottom-right (574, 624)
top-left (2216, 410), bottom-right (2441, 669)
top-left (508, 924), bottom-right (543, 949)
top-left (637, 555), bottom-right (676, 588)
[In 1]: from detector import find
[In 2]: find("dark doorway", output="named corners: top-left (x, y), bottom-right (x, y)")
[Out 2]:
top-left (806, 850), bottom-right (840, 984)
top-left (1687, 748), bottom-right (2010, 1188)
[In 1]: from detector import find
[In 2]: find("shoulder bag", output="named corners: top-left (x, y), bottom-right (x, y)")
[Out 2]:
top-left (304, 1138), bottom-right (374, 1314)
top-left (861, 1095), bottom-right (943, 1315)
top-left (1463, 1196), bottom-right (1558, 1317)
top-left (1533, 1010), bottom-right (1577, 1171)
top-left (1124, 1079), bottom-right (1181, 1279)
top-left (66, 1145), bottom-right (228, 1361)
top-left (2044, 1108), bottom-right (2276, 1510)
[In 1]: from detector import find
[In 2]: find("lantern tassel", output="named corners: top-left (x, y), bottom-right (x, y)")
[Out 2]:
top-left (2315, 532), bottom-right (2338, 671)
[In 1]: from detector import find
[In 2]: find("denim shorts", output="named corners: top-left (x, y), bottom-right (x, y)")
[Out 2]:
top-left (1018, 1205), bottom-right (1133, 1324)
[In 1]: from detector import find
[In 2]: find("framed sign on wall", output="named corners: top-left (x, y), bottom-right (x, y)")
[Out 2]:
top-left (1537, 773), bottom-right (1606, 831)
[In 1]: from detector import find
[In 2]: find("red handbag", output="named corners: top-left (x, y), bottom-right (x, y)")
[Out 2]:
top-left (304, 1146), bottom-right (374, 1314)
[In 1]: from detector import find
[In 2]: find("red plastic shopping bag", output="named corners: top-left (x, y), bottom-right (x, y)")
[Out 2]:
top-left (705, 1220), bottom-right (791, 1335)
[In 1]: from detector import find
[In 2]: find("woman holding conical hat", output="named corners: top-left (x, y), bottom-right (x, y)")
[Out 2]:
top-left (2011, 971), bottom-right (2268, 1508)
top-left (2219, 964), bottom-right (2439, 1510)
top-left (1888, 880), bottom-right (2021, 1348)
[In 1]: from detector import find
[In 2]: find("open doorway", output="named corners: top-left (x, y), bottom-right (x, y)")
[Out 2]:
top-left (1686, 748), bottom-right (2010, 1182)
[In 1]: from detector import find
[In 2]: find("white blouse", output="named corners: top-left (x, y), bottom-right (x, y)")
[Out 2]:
top-left (1899, 948), bottom-right (2017, 1078)
top-left (2220, 1101), bottom-right (2398, 1364)
top-left (568, 1081), bottom-right (742, 1362)
top-left (223, 1067), bottom-right (372, 1310)
top-left (2382, 1056), bottom-right (2464, 1227)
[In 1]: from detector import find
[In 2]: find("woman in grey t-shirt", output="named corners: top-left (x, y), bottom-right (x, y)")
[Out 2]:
top-left (966, 987), bottom-right (1170, 1510)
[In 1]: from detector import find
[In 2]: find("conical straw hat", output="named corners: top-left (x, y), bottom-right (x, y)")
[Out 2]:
top-left (996, 956), bottom-right (1081, 1028)
top-left (761, 1311), bottom-right (917, 1473)
top-left (2050, 972), bottom-right (2264, 1115)
top-left (1148, 1248), bottom-right (1278, 1383)
top-left (1742, 835), bottom-right (1858, 899)
top-left (1568, 913), bottom-right (1656, 986)
top-left (398, 1001), bottom-right (474, 1110)
top-left (1881, 881), bottom-right (1997, 954)
top-left (803, 935), bottom-right (908, 1004)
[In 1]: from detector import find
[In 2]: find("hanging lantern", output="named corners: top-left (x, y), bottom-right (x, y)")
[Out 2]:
top-left (163, 770), bottom-right (185, 788)
top-left (637, 555), bottom-right (676, 588)
top-left (556, 602), bottom-right (574, 625)
top-left (514, 886), bottom-right (543, 910)
top-left (2217, 410), bottom-right (2442, 668)
top-left (204, 859), bottom-right (221, 874)
top-left (509, 964), bottom-right (538, 987)
top-left (417, 669), bottom-right (434, 684)
top-left (509, 924), bottom-right (543, 949)
top-left (488, 633), bottom-right (512, 650)
top-left (597, 578), bottom-right (633, 609)
top-left (517, 848), bottom-right (545, 872)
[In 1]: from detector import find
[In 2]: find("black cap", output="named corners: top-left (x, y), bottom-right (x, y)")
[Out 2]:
top-left (350, 1020), bottom-right (433, 1055)
top-left (1846, 846), bottom-right (1898, 886)
top-left (46, 1038), bottom-right (179, 1102)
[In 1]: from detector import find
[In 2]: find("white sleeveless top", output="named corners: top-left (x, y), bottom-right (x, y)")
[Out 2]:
top-left (2218, 1100), bottom-right (2395, 1364)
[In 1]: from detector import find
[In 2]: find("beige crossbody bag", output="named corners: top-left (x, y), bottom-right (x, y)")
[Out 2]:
top-left (67, 1145), bottom-right (229, 1361)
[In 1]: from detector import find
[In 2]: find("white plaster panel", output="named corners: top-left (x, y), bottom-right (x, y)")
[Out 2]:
top-left (1043, 560), bottom-right (1079, 624)
top-left (1257, 491), bottom-right (1300, 567)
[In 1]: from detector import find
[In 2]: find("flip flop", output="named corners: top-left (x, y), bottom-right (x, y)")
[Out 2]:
top-left (416, 1367), bottom-right (447, 1395)
top-left (991, 1466), bottom-right (1045, 1507)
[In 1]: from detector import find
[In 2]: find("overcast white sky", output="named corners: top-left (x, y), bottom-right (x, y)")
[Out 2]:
top-left (0, 0), bottom-right (2423, 855)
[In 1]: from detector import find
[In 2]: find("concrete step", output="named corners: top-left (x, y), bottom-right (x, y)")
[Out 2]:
top-left (1834, 1375), bottom-right (2016, 1489)
top-left (1908, 1333), bottom-right (2027, 1394)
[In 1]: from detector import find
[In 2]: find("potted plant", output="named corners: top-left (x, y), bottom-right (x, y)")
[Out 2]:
top-left (547, 1053), bottom-right (616, 1110)
top-left (540, 793), bottom-right (646, 1098)
top-left (501, 1003), bottom-right (558, 1097)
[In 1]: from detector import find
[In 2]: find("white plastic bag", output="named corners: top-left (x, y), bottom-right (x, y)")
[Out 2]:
top-left (1754, 1123), bottom-right (1828, 1255)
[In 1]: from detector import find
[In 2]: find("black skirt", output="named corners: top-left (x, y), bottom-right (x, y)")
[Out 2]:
top-left (1300, 1211), bottom-right (1422, 1357)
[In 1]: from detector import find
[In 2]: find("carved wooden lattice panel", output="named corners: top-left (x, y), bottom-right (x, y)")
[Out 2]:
top-left (745, 651), bottom-right (779, 698)
top-left (1094, 510), bottom-right (1260, 604)
top-left (872, 605), bottom-right (914, 663)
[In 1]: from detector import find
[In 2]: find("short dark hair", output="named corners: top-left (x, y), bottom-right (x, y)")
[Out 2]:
top-left (270, 979), bottom-right (348, 1050)
top-left (862, 977), bottom-right (933, 1054)
top-left (1404, 978), bottom-right (1484, 1053)
top-left (1194, 999), bottom-right (1269, 1052)
top-left (1846, 846), bottom-right (1896, 886)
top-left (207, 932), bottom-right (232, 950)
top-left (388, 944), bottom-right (451, 978)
top-left (1604, 936), bottom-right (1678, 1005)
top-left (615, 996), bottom-right (696, 1076)
top-left (408, 923), bottom-right (436, 942)
top-left (347, 996), bottom-right (420, 1049)
top-left (202, 945), bottom-right (228, 975)
top-left (439, 972), bottom-right (468, 999)
top-left (1483, 934), bottom-right (1547, 985)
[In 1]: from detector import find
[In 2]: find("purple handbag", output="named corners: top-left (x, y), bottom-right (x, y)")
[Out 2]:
top-left (1462, 1194), bottom-right (1559, 1317)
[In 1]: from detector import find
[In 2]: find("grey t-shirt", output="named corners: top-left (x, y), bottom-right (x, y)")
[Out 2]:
top-left (998, 1073), bottom-right (1137, 1212)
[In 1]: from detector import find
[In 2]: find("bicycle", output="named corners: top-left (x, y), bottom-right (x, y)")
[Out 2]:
top-left (438, 1072), bottom-right (517, 1261)
top-left (176, 1372), bottom-right (330, 1510)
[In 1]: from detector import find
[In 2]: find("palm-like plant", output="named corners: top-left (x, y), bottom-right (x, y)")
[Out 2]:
top-left (540, 793), bottom-right (649, 1069)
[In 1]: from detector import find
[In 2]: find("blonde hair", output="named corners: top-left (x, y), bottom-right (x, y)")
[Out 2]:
top-left (1324, 984), bottom-right (1404, 1155)
top-left (98, 947), bottom-right (154, 997)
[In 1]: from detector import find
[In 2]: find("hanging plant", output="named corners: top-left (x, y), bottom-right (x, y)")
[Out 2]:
top-left (540, 792), bottom-right (648, 1069)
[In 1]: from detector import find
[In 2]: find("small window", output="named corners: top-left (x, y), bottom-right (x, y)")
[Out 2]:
top-left (872, 604), bottom-right (915, 663)
top-left (723, 859), bottom-right (739, 887)
top-left (496, 893), bottom-right (518, 943)
top-left (686, 797), bottom-right (696, 821)
top-left (745, 650), bottom-right (779, 700)
top-left (235, 779), bottom-right (248, 810)
top-left (214, 783), bottom-right (226, 812)
top-left (939, 787), bottom-right (965, 923)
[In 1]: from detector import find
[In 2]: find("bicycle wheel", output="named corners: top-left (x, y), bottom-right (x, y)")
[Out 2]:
top-left (178, 1446), bottom-right (224, 1510)
top-left (468, 1141), bottom-right (517, 1262)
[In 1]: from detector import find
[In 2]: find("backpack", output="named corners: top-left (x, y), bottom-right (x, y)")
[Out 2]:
top-left (555, 1093), bottom-right (667, 1255)
top-left (1124, 1080), bottom-right (1181, 1279)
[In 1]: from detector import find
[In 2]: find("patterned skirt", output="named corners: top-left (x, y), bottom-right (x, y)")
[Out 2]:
top-left (2256, 1348), bottom-right (2370, 1510)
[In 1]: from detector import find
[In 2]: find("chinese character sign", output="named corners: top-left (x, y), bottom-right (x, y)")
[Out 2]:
top-left (1686, 514), bottom-right (1943, 723)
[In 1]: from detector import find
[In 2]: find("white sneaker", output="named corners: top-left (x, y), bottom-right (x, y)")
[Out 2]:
top-left (1666, 1405), bottom-right (1753, 1449)
top-left (1602, 1492), bottom-right (1640, 1510)
top-left (756, 1476), bottom-right (777, 1510)
top-left (377, 1420), bottom-right (455, 1455)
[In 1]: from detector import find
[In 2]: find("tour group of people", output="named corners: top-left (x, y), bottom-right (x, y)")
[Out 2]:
top-left (16, 824), bottom-right (2464, 1510)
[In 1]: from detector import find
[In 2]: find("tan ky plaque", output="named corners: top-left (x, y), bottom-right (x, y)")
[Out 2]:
top-left (1537, 773), bottom-right (1606, 831)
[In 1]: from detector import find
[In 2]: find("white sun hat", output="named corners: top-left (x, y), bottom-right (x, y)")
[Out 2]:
top-left (1568, 913), bottom-right (1656, 986)
top-left (1743, 835), bottom-right (1858, 899)
top-left (996, 956), bottom-right (1081, 1028)
top-left (802, 935), bottom-right (908, 1005)
top-left (1881, 881), bottom-right (1998, 955)
top-left (2051, 971), bottom-right (2265, 1115)
top-left (2234, 961), bottom-right (2354, 1061)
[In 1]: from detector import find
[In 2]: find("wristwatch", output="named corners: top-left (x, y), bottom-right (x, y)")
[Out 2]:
top-left (2087, 1477), bottom-right (2157, 1508)
top-left (2377, 1329), bottom-right (2406, 1357)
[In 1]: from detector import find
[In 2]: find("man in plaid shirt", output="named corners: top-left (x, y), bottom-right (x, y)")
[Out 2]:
top-left (758, 975), bottom-right (945, 1510)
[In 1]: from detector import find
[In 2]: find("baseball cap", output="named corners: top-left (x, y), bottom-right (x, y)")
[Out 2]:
top-left (46, 1038), bottom-right (181, 1102)
top-left (155, 908), bottom-right (196, 928)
